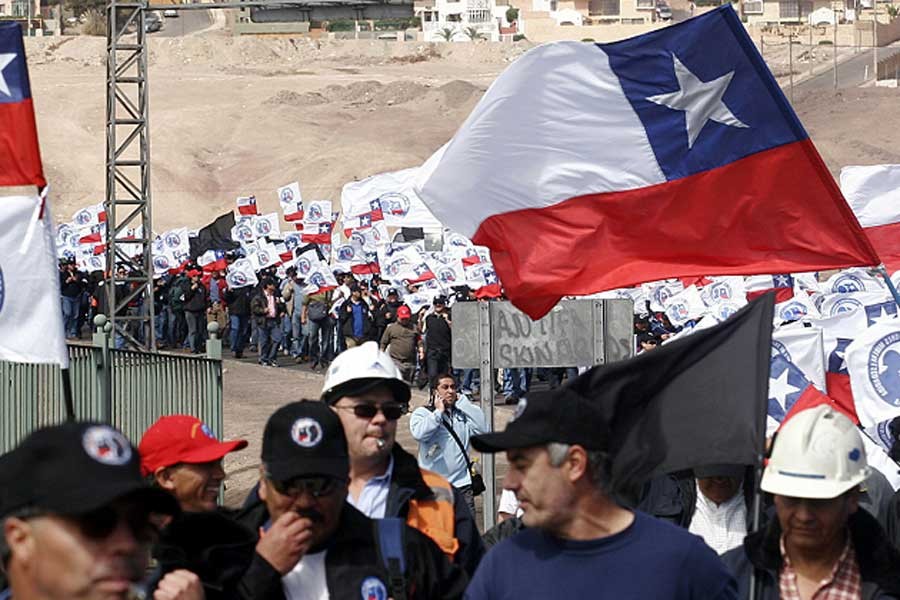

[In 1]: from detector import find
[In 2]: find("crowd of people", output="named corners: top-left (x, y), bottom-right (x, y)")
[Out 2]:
top-left (5, 333), bottom-right (900, 599)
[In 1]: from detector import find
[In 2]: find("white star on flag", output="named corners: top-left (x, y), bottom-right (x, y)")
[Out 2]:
top-left (769, 367), bottom-right (803, 408)
top-left (647, 54), bottom-right (748, 149)
top-left (0, 53), bottom-right (17, 97)
top-left (774, 275), bottom-right (791, 287)
top-left (870, 305), bottom-right (897, 326)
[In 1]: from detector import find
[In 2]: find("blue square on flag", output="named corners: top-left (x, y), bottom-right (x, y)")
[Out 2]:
top-left (602, 9), bottom-right (805, 180)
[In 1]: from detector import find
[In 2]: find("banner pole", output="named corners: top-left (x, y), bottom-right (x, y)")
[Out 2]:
top-left (61, 367), bottom-right (76, 421)
top-left (876, 265), bottom-right (900, 309)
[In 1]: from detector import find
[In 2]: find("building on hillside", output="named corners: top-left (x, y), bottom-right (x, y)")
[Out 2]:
top-left (743, 0), bottom-right (855, 24)
top-left (525, 0), bottom-right (658, 25)
top-left (0, 0), bottom-right (37, 18)
top-left (416, 0), bottom-right (513, 41)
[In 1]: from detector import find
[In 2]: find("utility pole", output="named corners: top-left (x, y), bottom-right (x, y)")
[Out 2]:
top-left (872, 6), bottom-right (878, 83)
top-left (789, 33), bottom-right (795, 104)
top-left (833, 2), bottom-right (838, 89)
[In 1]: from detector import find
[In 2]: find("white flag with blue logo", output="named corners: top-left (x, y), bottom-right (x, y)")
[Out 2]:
top-left (846, 319), bottom-right (900, 427)
top-left (0, 195), bottom-right (68, 366)
top-left (772, 326), bottom-right (826, 392)
top-left (824, 268), bottom-right (884, 294)
top-left (662, 285), bottom-right (706, 327)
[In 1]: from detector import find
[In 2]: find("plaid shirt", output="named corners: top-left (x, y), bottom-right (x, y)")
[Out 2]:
top-left (779, 536), bottom-right (862, 600)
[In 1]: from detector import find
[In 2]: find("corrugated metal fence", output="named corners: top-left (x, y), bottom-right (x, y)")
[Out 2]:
top-left (0, 328), bottom-right (223, 453)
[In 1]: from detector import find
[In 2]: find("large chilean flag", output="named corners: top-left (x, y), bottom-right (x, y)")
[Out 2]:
top-left (0, 22), bottom-right (45, 188)
top-left (416, 7), bottom-right (878, 319)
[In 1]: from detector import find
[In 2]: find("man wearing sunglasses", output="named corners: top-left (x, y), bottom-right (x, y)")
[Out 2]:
top-left (235, 400), bottom-right (467, 599)
top-left (0, 421), bottom-right (205, 600)
top-left (321, 341), bottom-right (484, 578)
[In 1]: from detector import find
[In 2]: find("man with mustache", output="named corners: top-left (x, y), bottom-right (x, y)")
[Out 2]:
top-left (0, 422), bottom-right (199, 600)
top-left (235, 401), bottom-right (467, 599)
top-left (724, 405), bottom-right (900, 599)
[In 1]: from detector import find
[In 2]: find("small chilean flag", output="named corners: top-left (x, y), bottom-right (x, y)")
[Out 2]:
top-left (0, 23), bottom-right (45, 188)
top-left (416, 7), bottom-right (878, 319)
top-left (236, 195), bottom-right (258, 216)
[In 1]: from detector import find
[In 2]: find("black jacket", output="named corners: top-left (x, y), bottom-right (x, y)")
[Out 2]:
top-left (375, 299), bottom-right (404, 330)
top-left (152, 510), bottom-right (257, 600)
top-left (225, 286), bottom-right (253, 317)
top-left (339, 298), bottom-right (375, 341)
top-left (383, 444), bottom-right (484, 578)
top-left (722, 509), bottom-right (900, 600)
top-left (235, 503), bottom-right (467, 600)
top-left (250, 290), bottom-right (286, 326)
top-left (183, 282), bottom-right (208, 313)
top-left (238, 445), bottom-right (484, 579)
top-left (638, 469), bottom-right (757, 530)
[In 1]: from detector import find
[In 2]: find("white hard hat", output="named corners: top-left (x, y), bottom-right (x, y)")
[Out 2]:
top-left (761, 405), bottom-right (870, 499)
top-left (321, 341), bottom-right (411, 405)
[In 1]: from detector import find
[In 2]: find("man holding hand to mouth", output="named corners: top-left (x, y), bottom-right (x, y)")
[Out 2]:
top-left (320, 342), bottom-right (484, 578)
top-left (236, 400), bottom-right (467, 599)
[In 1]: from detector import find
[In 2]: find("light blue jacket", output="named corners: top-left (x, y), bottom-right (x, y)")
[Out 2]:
top-left (409, 396), bottom-right (486, 488)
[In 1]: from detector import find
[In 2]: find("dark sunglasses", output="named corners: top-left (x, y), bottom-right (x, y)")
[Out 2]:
top-left (336, 403), bottom-right (404, 420)
top-left (73, 501), bottom-right (160, 542)
top-left (269, 476), bottom-right (345, 498)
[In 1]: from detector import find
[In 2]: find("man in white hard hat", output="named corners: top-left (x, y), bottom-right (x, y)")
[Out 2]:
top-left (723, 405), bottom-right (900, 599)
top-left (320, 341), bottom-right (484, 578)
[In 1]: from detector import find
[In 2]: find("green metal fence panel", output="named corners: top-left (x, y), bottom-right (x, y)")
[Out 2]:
top-left (0, 342), bottom-right (223, 453)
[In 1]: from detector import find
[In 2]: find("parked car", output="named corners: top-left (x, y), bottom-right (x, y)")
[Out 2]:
top-left (656, 2), bottom-right (672, 19)
top-left (145, 12), bottom-right (162, 32)
top-left (163, 9), bottom-right (178, 17)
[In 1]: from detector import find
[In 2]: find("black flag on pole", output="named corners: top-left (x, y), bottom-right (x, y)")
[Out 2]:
top-left (189, 212), bottom-right (240, 259)
top-left (565, 293), bottom-right (775, 496)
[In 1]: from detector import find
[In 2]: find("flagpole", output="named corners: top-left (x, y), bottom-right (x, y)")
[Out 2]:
top-left (61, 367), bottom-right (76, 421)
top-left (748, 457), bottom-right (765, 600)
top-left (876, 265), bottom-right (900, 309)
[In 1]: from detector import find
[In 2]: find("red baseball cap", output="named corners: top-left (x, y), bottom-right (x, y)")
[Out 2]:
top-left (138, 415), bottom-right (247, 476)
top-left (397, 305), bottom-right (412, 319)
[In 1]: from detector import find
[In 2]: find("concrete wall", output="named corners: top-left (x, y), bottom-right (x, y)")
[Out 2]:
top-left (523, 17), bottom-right (664, 40)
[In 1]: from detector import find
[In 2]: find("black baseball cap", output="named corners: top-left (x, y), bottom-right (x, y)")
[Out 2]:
top-left (262, 401), bottom-right (349, 482)
top-left (387, 288), bottom-right (399, 297)
top-left (472, 389), bottom-right (609, 453)
top-left (433, 295), bottom-right (447, 305)
top-left (0, 422), bottom-right (179, 517)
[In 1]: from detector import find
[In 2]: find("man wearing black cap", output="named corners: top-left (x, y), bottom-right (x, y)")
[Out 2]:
top-left (465, 390), bottom-right (738, 600)
top-left (374, 287), bottom-right (404, 343)
top-left (236, 401), bottom-right (467, 599)
top-left (0, 422), bottom-right (205, 600)
top-left (338, 283), bottom-right (374, 349)
top-left (422, 296), bottom-right (451, 382)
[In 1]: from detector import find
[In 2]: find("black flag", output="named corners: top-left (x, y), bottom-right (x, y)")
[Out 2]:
top-left (566, 293), bottom-right (775, 495)
top-left (189, 212), bottom-right (240, 259)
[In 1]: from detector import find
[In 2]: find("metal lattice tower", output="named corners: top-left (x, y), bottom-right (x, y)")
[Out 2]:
top-left (105, 0), bottom-right (155, 351)
top-left (104, 0), bottom-right (413, 351)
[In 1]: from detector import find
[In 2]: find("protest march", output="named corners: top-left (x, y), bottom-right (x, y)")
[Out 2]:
top-left (5, 5), bottom-right (900, 600)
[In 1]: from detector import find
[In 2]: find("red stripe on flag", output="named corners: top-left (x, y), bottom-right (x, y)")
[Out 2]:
top-left (780, 384), bottom-right (857, 429)
top-left (0, 98), bottom-right (45, 187)
top-left (864, 221), bottom-right (900, 273)
top-left (824, 371), bottom-right (860, 424)
top-left (473, 140), bottom-right (880, 319)
top-left (747, 287), bottom-right (794, 303)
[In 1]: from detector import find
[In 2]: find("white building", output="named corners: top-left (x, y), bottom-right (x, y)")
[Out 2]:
top-left (416, 0), bottom-right (512, 41)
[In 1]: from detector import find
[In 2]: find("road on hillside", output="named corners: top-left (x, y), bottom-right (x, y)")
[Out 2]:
top-left (793, 46), bottom-right (900, 93)
top-left (153, 8), bottom-right (213, 37)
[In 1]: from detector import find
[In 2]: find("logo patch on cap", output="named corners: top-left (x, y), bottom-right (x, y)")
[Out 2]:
top-left (192, 422), bottom-right (216, 440)
top-left (360, 576), bottom-right (387, 600)
top-left (82, 426), bottom-right (132, 466)
top-left (291, 418), bottom-right (323, 448)
top-left (513, 398), bottom-right (528, 421)
top-left (848, 448), bottom-right (861, 462)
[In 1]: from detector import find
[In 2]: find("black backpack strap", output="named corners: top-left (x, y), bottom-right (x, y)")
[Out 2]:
top-left (374, 517), bottom-right (408, 600)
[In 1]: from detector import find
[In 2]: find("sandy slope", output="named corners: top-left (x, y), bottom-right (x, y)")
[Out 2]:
top-left (25, 34), bottom-right (898, 230)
